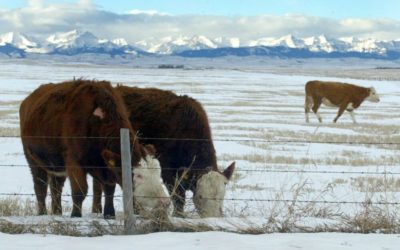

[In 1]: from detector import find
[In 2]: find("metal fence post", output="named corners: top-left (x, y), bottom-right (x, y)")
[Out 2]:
top-left (120, 128), bottom-right (135, 234)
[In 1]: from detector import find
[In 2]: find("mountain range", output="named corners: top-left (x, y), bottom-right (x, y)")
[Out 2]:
top-left (1, 30), bottom-right (400, 59)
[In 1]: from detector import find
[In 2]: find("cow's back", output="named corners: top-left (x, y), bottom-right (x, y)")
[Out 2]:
top-left (115, 86), bottom-right (217, 174)
top-left (20, 83), bottom-right (68, 134)
top-left (305, 80), bottom-right (365, 106)
top-left (20, 80), bottom-right (134, 174)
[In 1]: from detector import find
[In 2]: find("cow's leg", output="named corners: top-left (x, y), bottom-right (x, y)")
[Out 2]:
top-left (92, 178), bottom-right (103, 214)
top-left (103, 183), bottom-right (116, 219)
top-left (348, 110), bottom-right (357, 123)
top-left (25, 148), bottom-right (49, 215)
top-left (311, 97), bottom-right (323, 123)
top-left (346, 103), bottom-right (357, 124)
top-left (49, 175), bottom-right (66, 215)
top-left (66, 159), bottom-right (88, 217)
top-left (333, 102), bottom-right (348, 123)
top-left (305, 95), bottom-right (313, 123)
top-left (31, 167), bottom-right (48, 215)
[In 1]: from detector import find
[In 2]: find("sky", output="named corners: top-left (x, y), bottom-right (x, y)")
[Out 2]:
top-left (0, 0), bottom-right (400, 42)
top-left (2, 0), bottom-right (400, 19)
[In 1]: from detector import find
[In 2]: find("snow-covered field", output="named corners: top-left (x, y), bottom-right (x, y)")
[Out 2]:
top-left (0, 59), bottom-right (400, 248)
top-left (1, 231), bottom-right (400, 250)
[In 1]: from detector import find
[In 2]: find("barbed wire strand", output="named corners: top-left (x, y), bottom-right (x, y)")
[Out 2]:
top-left (1, 193), bottom-right (400, 205)
top-left (0, 164), bottom-right (400, 175)
top-left (0, 134), bottom-right (399, 145)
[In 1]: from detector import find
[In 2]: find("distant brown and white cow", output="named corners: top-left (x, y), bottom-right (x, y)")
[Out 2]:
top-left (98, 85), bottom-right (235, 218)
top-left (20, 80), bottom-right (170, 218)
top-left (305, 80), bottom-right (380, 123)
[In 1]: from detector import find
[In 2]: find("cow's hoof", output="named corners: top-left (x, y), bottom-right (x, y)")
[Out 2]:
top-left (71, 211), bottom-right (82, 217)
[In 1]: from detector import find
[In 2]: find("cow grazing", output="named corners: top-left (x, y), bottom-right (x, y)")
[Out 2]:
top-left (20, 80), bottom-right (170, 218)
top-left (99, 85), bottom-right (235, 218)
top-left (305, 80), bottom-right (380, 123)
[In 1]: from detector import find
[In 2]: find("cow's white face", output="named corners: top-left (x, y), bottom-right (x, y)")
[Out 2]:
top-left (367, 87), bottom-right (380, 102)
top-left (133, 156), bottom-right (171, 214)
top-left (193, 162), bottom-right (235, 218)
top-left (193, 171), bottom-right (227, 218)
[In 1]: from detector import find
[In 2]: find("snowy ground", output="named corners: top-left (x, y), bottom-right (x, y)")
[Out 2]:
top-left (0, 58), bottom-right (400, 248)
top-left (1, 231), bottom-right (400, 250)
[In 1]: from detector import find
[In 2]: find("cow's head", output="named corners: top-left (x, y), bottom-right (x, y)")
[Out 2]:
top-left (133, 153), bottom-right (171, 215)
top-left (367, 87), bottom-right (380, 102)
top-left (192, 162), bottom-right (235, 218)
top-left (102, 146), bottom-right (171, 216)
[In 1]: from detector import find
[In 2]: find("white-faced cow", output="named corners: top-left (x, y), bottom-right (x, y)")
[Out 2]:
top-left (98, 85), bottom-right (236, 218)
top-left (305, 80), bottom-right (380, 123)
top-left (20, 80), bottom-right (170, 219)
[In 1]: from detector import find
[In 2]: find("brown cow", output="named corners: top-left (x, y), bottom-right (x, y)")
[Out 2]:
top-left (20, 80), bottom-right (170, 218)
top-left (93, 85), bottom-right (235, 218)
top-left (305, 80), bottom-right (380, 123)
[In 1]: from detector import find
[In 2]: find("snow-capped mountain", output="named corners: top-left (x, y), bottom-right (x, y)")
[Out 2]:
top-left (214, 37), bottom-right (241, 48)
top-left (141, 35), bottom-right (218, 54)
top-left (338, 37), bottom-right (386, 54)
top-left (0, 30), bottom-right (144, 56)
top-left (303, 35), bottom-right (341, 53)
top-left (0, 30), bottom-right (400, 59)
top-left (46, 30), bottom-right (100, 49)
top-left (249, 35), bottom-right (306, 49)
top-left (45, 30), bottom-right (142, 55)
top-left (0, 32), bottom-right (44, 53)
top-left (112, 38), bottom-right (129, 46)
top-left (136, 35), bottom-right (241, 54)
top-left (149, 34), bottom-right (400, 56)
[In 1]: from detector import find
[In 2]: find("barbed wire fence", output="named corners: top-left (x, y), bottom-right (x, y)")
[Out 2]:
top-left (0, 133), bottom-right (400, 234)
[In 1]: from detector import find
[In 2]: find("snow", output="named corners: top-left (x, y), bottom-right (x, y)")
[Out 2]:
top-left (0, 59), bottom-right (400, 247)
top-left (0, 32), bottom-right (42, 53)
top-left (1, 232), bottom-right (400, 250)
top-left (112, 38), bottom-right (128, 46)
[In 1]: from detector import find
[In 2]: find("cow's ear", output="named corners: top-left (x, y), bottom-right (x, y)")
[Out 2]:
top-left (93, 107), bottom-right (105, 119)
top-left (139, 143), bottom-right (156, 157)
top-left (144, 144), bottom-right (156, 155)
top-left (101, 149), bottom-right (119, 169)
top-left (223, 162), bottom-right (235, 180)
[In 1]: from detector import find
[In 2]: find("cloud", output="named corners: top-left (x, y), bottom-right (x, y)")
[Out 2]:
top-left (0, 1), bottom-right (399, 42)
top-left (127, 9), bottom-right (170, 16)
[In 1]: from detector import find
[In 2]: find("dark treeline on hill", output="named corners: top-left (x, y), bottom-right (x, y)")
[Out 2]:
top-left (175, 46), bottom-right (400, 60)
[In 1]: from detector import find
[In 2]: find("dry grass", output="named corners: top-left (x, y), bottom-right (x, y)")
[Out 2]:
top-left (0, 127), bottom-right (20, 136)
top-left (0, 110), bottom-right (16, 117)
top-left (221, 152), bottom-right (400, 166)
top-left (0, 197), bottom-right (36, 216)
top-left (0, 219), bottom-right (125, 236)
top-left (254, 129), bottom-right (397, 149)
top-left (351, 176), bottom-right (400, 192)
top-left (341, 199), bottom-right (400, 233)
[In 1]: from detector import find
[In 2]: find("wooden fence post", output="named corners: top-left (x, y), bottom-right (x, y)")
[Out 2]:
top-left (120, 128), bottom-right (135, 234)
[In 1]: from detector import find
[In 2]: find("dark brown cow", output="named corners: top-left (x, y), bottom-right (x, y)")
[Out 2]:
top-left (305, 80), bottom-right (380, 123)
top-left (93, 85), bottom-right (235, 218)
top-left (20, 80), bottom-right (170, 218)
